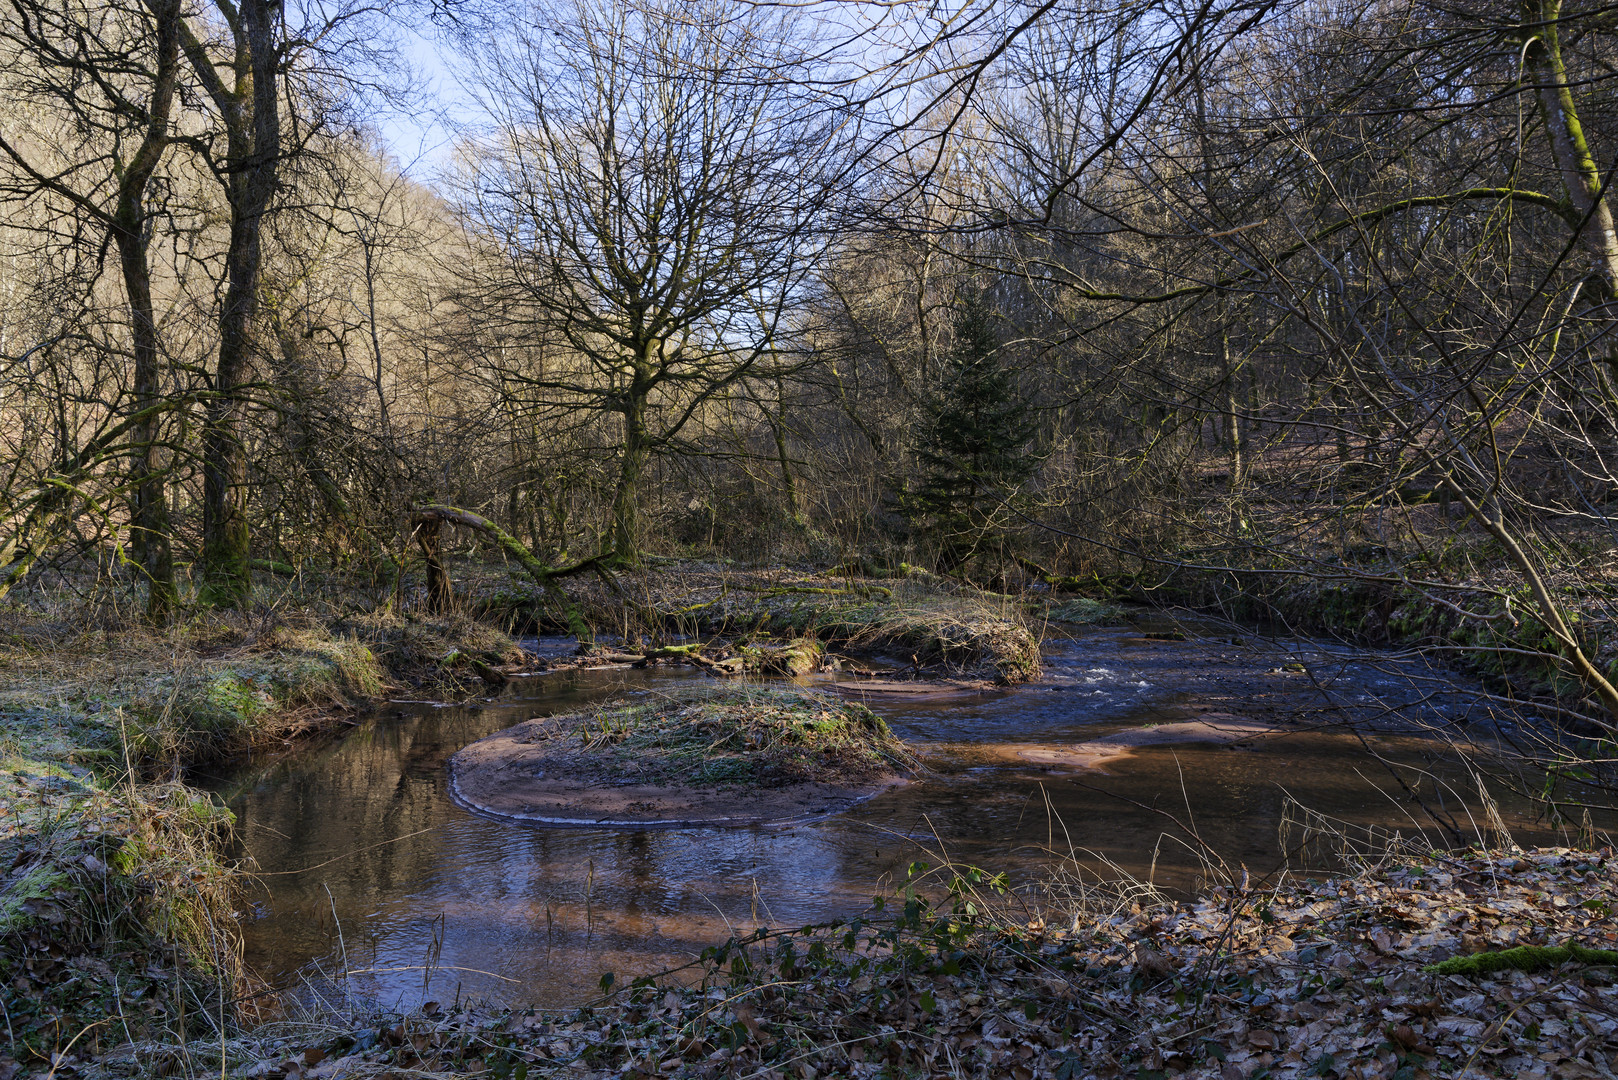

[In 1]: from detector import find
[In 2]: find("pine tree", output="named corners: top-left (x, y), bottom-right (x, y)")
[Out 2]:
top-left (903, 292), bottom-right (1036, 573)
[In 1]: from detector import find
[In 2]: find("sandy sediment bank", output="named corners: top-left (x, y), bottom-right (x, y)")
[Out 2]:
top-left (980, 714), bottom-right (1276, 773)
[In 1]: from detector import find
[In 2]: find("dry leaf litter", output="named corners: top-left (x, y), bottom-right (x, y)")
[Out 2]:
top-left (51, 845), bottom-right (1618, 1080)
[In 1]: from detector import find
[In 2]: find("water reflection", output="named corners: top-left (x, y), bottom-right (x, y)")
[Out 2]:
top-left (206, 629), bottom-right (1568, 1010)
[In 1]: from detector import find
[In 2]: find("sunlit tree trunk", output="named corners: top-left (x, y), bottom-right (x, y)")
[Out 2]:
top-left (1523, 0), bottom-right (1618, 300)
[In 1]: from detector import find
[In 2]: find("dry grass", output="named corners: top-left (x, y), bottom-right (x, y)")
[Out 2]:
top-left (0, 598), bottom-right (522, 775)
top-left (0, 764), bottom-right (246, 1066)
top-left (455, 559), bottom-right (1047, 683)
top-left (816, 579), bottom-right (1044, 683)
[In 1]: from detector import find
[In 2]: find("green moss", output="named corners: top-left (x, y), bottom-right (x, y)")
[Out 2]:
top-left (1425, 943), bottom-right (1618, 976)
top-left (109, 634), bottom-right (391, 765)
top-left (197, 672), bottom-right (273, 727)
top-left (0, 862), bottom-right (74, 934)
top-left (0, 774), bottom-right (241, 1059)
top-left (124, 670), bottom-right (271, 763)
top-left (271, 637), bottom-right (385, 702)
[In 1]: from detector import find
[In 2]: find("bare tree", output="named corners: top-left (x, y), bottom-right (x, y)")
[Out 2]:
top-left (0, 0), bottom-right (185, 619)
top-left (453, 0), bottom-right (853, 565)
top-left (174, 0), bottom-right (411, 605)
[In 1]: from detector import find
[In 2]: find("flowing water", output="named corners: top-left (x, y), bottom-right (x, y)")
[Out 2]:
top-left (203, 625), bottom-right (1571, 1011)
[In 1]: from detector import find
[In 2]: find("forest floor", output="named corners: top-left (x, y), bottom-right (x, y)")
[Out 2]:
top-left (56, 844), bottom-right (1618, 1080)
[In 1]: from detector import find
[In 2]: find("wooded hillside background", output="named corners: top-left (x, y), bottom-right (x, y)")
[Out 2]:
top-left (6, 0), bottom-right (1618, 718)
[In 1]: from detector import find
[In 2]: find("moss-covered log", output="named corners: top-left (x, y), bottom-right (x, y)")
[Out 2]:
top-left (412, 504), bottom-right (594, 638)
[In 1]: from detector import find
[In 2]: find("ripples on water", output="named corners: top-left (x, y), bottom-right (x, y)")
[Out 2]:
top-left (203, 627), bottom-right (1568, 1010)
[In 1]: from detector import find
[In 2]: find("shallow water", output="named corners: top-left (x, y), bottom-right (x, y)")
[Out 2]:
top-left (204, 627), bottom-right (1567, 1011)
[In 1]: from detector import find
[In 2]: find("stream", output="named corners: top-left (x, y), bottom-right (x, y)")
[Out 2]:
top-left (202, 625), bottom-right (1571, 1012)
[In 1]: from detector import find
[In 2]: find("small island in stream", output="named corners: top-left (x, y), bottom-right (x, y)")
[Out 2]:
top-left (448, 685), bottom-right (919, 828)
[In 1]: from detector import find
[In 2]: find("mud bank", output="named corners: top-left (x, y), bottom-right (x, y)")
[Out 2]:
top-left (448, 685), bottom-right (917, 828)
top-left (981, 714), bottom-right (1275, 773)
top-left (462, 561), bottom-right (1047, 683)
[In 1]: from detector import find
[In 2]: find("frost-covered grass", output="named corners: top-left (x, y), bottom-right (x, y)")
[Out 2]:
top-left (0, 765), bottom-right (240, 1063)
top-left (0, 600), bottom-right (520, 772)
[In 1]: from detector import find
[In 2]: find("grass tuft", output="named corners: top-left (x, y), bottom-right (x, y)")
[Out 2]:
top-left (0, 760), bottom-right (243, 1063)
top-left (540, 684), bottom-right (919, 788)
top-left (812, 580), bottom-right (1042, 682)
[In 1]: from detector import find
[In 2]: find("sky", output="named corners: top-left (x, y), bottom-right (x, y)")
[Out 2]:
top-left (375, 28), bottom-right (472, 179)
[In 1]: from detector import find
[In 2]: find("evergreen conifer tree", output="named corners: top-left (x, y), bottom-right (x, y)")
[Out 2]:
top-left (903, 291), bottom-right (1036, 573)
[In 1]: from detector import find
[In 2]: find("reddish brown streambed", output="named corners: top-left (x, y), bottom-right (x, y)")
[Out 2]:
top-left (203, 625), bottom-right (1584, 1011)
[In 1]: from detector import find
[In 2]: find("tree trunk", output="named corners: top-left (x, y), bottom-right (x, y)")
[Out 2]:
top-left (416, 516), bottom-right (452, 614)
top-left (115, 0), bottom-right (181, 623)
top-left (412, 504), bottom-right (594, 638)
top-left (184, 0), bottom-right (283, 608)
top-left (199, 221), bottom-right (257, 608)
top-left (119, 228), bottom-right (176, 623)
top-left (1221, 328), bottom-right (1245, 481)
top-left (1220, 325), bottom-right (1249, 535)
top-left (609, 384), bottom-right (650, 565)
top-left (1523, 0), bottom-right (1618, 411)
top-left (1524, 0), bottom-right (1618, 299)
top-left (769, 369), bottom-right (805, 530)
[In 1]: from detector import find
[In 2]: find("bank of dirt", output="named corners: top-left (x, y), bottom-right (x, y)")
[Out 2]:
top-left (0, 608), bottom-right (526, 773)
top-left (459, 560), bottom-right (1046, 684)
top-left (980, 714), bottom-right (1277, 773)
top-left (448, 685), bottom-right (917, 828)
